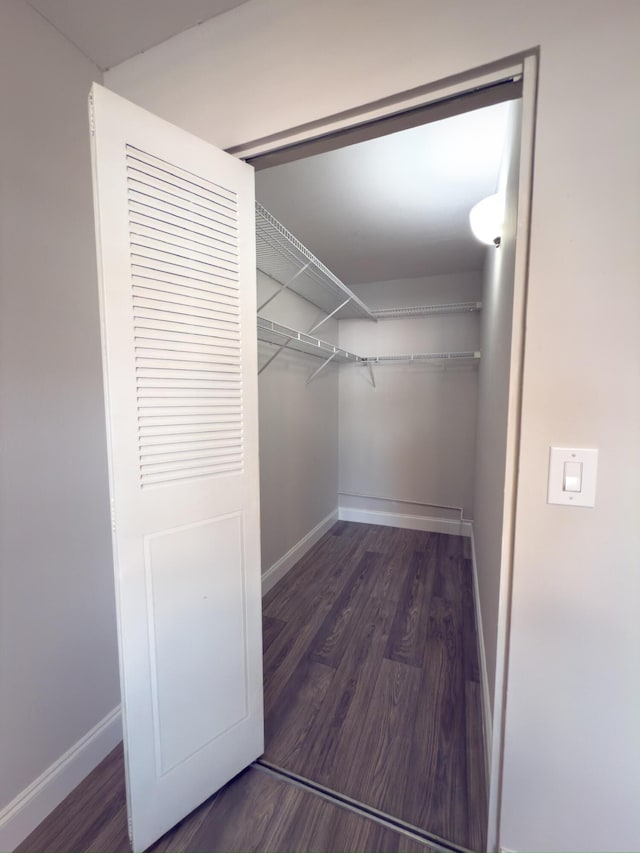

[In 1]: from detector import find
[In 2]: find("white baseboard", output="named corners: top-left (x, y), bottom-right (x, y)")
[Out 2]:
top-left (0, 706), bottom-right (122, 852)
top-left (262, 509), bottom-right (339, 595)
top-left (469, 527), bottom-right (493, 786)
top-left (338, 506), bottom-right (473, 538)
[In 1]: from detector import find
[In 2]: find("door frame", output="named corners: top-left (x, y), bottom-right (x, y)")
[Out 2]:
top-left (232, 52), bottom-right (539, 853)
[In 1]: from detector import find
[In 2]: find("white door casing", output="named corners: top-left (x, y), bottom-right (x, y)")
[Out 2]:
top-left (89, 83), bottom-right (263, 851)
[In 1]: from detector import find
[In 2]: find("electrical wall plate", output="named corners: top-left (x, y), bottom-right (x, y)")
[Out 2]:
top-left (547, 447), bottom-right (598, 507)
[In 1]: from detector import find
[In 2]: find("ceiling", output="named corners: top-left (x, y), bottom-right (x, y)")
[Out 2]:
top-left (24, 1), bottom-right (510, 286)
top-left (256, 101), bottom-right (511, 286)
top-left (25, 0), bottom-right (250, 69)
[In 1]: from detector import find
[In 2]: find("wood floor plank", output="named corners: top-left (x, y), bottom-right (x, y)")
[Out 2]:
top-left (262, 531), bottom-right (344, 620)
top-left (262, 522), bottom-right (486, 851)
top-left (263, 601), bottom-right (336, 716)
top-left (263, 535), bottom-right (368, 713)
top-left (465, 680), bottom-right (487, 852)
top-left (18, 746), bottom-right (438, 853)
top-left (330, 520), bottom-right (356, 536)
top-left (433, 533), bottom-right (465, 603)
top-left (310, 596), bottom-right (398, 785)
top-left (263, 525), bottom-right (370, 625)
top-left (16, 744), bottom-right (128, 853)
top-left (262, 614), bottom-right (286, 654)
top-left (461, 558), bottom-right (480, 683)
top-left (341, 658), bottom-right (423, 817)
top-left (463, 536), bottom-right (472, 560)
top-left (309, 550), bottom-right (382, 667)
top-left (190, 766), bottom-right (300, 852)
top-left (191, 766), bottom-right (438, 853)
top-left (402, 594), bottom-right (468, 845)
top-left (384, 540), bottom-right (437, 667)
top-left (368, 553), bottom-right (409, 602)
top-left (267, 594), bottom-right (396, 781)
top-left (264, 658), bottom-right (336, 766)
top-left (368, 529), bottom-right (417, 603)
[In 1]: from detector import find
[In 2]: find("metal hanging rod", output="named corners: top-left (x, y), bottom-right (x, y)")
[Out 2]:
top-left (370, 301), bottom-right (482, 319)
top-left (255, 203), bottom-right (376, 321)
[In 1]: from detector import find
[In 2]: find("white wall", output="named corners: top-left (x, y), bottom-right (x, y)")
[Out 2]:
top-left (339, 273), bottom-right (481, 520)
top-left (472, 101), bottom-right (522, 715)
top-left (0, 0), bottom-right (120, 846)
top-left (350, 272), bottom-right (482, 309)
top-left (105, 3), bottom-right (640, 850)
top-left (257, 271), bottom-right (339, 571)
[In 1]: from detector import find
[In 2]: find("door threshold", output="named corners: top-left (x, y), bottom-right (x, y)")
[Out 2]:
top-left (254, 758), bottom-right (472, 853)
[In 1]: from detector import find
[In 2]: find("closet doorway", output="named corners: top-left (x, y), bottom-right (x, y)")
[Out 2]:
top-left (238, 57), bottom-right (536, 853)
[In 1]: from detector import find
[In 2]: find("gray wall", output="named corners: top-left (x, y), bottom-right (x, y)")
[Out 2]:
top-left (472, 101), bottom-right (521, 714)
top-left (105, 3), bottom-right (640, 849)
top-left (257, 271), bottom-right (339, 571)
top-left (0, 0), bottom-right (119, 823)
top-left (339, 273), bottom-right (481, 519)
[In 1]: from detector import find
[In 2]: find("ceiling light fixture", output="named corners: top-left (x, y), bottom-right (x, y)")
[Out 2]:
top-left (469, 193), bottom-right (503, 247)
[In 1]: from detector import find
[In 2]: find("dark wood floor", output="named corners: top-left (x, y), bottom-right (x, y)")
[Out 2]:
top-left (18, 520), bottom-right (486, 853)
top-left (17, 744), bottom-right (437, 853)
top-left (262, 521), bottom-right (487, 851)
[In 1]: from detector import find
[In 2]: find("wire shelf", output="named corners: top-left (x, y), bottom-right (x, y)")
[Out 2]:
top-left (257, 316), bottom-right (360, 363)
top-left (371, 301), bottom-right (482, 319)
top-left (362, 351), bottom-right (481, 363)
top-left (255, 203), bottom-right (375, 321)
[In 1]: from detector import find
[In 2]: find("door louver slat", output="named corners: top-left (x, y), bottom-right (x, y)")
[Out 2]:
top-left (126, 145), bottom-right (244, 488)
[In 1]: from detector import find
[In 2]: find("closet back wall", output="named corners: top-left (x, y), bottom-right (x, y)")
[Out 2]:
top-left (257, 270), bottom-right (340, 575)
top-left (338, 272), bottom-right (481, 522)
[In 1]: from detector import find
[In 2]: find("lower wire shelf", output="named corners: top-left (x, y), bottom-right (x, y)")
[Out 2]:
top-left (257, 315), bottom-right (481, 383)
top-left (361, 351), bottom-right (480, 363)
top-left (257, 316), bottom-right (360, 363)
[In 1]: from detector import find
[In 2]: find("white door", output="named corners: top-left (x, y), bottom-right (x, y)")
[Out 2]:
top-left (89, 83), bottom-right (263, 851)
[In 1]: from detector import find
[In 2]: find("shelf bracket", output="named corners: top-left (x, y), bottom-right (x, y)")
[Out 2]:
top-left (367, 361), bottom-right (376, 388)
top-left (306, 351), bottom-right (337, 385)
top-left (308, 297), bottom-right (352, 334)
top-left (258, 340), bottom-right (291, 375)
top-left (257, 262), bottom-right (311, 313)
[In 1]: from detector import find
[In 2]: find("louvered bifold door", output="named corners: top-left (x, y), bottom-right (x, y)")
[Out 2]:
top-left (89, 84), bottom-right (263, 852)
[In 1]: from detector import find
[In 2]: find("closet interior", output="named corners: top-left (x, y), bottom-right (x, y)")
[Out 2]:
top-left (253, 96), bottom-right (520, 851)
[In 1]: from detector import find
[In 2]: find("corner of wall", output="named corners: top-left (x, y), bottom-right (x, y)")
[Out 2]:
top-left (0, 708), bottom-right (121, 852)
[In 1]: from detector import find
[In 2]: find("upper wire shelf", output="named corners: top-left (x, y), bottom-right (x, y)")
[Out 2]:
top-left (371, 301), bottom-right (482, 319)
top-left (255, 203), bottom-right (376, 321)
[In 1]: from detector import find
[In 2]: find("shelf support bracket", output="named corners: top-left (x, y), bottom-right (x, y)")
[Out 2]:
top-left (257, 262), bottom-right (311, 313)
top-left (306, 351), bottom-right (337, 385)
top-left (367, 361), bottom-right (376, 388)
top-left (308, 297), bottom-right (352, 334)
top-left (258, 340), bottom-right (291, 375)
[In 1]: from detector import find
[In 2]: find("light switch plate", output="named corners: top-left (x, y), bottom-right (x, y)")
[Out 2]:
top-left (547, 447), bottom-right (598, 507)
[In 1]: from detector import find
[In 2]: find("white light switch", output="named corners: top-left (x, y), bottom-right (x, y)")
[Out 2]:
top-left (548, 447), bottom-right (598, 507)
top-left (563, 460), bottom-right (582, 492)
